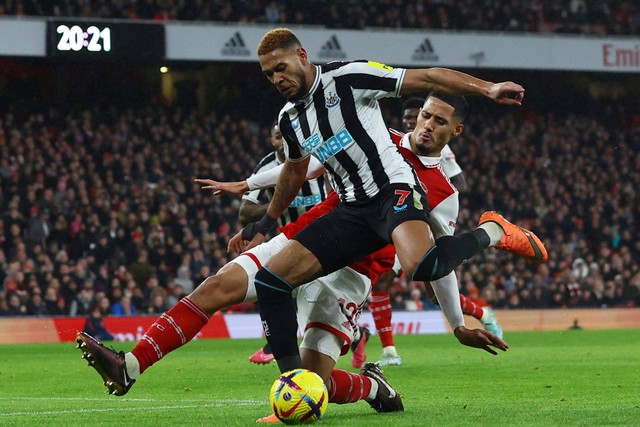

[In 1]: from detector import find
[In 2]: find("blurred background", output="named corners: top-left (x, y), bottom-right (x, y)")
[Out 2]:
top-left (0, 1), bottom-right (638, 324)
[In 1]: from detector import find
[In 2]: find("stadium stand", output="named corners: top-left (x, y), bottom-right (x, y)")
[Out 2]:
top-left (1, 0), bottom-right (639, 36)
top-left (0, 2), bottom-right (638, 317)
top-left (0, 92), bottom-right (638, 316)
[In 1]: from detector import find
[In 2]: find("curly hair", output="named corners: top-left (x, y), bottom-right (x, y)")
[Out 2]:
top-left (257, 28), bottom-right (302, 56)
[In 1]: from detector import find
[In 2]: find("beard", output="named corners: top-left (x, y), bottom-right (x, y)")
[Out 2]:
top-left (284, 73), bottom-right (308, 101)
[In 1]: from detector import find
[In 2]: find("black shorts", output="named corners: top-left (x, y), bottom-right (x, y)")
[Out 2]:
top-left (293, 182), bottom-right (430, 274)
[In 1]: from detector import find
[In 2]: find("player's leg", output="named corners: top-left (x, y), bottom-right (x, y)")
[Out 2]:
top-left (255, 209), bottom-right (387, 373)
top-left (369, 271), bottom-right (402, 366)
top-left (76, 263), bottom-right (250, 395)
top-left (300, 270), bottom-right (403, 412)
top-left (253, 239), bottom-right (324, 372)
top-left (77, 236), bottom-right (288, 395)
top-left (387, 185), bottom-right (546, 282)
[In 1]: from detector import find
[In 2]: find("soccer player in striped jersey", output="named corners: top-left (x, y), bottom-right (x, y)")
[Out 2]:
top-left (234, 28), bottom-right (547, 374)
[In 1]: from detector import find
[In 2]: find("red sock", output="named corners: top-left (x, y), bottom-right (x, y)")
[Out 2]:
top-left (460, 294), bottom-right (484, 320)
top-left (328, 369), bottom-right (373, 404)
top-left (131, 297), bottom-right (209, 373)
top-left (369, 291), bottom-right (394, 348)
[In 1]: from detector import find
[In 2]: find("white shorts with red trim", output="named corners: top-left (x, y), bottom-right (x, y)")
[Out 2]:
top-left (229, 233), bottom-right (372, 360)
top-left (297, 267), bottom-right (371, 360)
top-left (229, 234), bottom-right (289, 303)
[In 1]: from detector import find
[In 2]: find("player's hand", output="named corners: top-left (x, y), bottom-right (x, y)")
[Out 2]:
top-left (227, 228), bottom-right (267, 253)
top-left (194, 178), bottom-right (249, 196)
top-left (487, 81), bottom-right (524, 106)
top-left (454, 326), bottom-right (509, 355)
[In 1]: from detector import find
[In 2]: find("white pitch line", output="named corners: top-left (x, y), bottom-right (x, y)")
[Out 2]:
top-left (0, 397), bottom-right (254, 403)
top-left (0, 400), bottom-right (266, 417)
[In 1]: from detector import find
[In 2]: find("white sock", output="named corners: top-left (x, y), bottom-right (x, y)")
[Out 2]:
top-left (125, 352), bottom-right (141, 379)
top-left (480, 307), bottom-right (489, 322)
top-left (366, 378), bottom-right (378, 400)
top-left (382, 346), bottom-right (398, 357)
top-left (479, 222), bottom-right (504, 247)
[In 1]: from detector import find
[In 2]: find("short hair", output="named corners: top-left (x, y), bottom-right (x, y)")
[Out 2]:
top-left (401, 97), bottom-right (424, 112)
top-left (257, 28), bottom-right (302, 56)
top-left (426, 92), bottom-right (469, 122)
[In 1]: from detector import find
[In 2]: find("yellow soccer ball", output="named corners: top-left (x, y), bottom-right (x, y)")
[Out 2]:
top-left (269, 369), bottom-right (328, 424)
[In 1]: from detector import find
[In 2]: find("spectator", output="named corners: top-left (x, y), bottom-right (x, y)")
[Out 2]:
top-left (83, 304), bottom-right (114, 341)
top-left (68, 285), bottom-right (94, 316)
top-left (111, 296), bottom-right (138, 316)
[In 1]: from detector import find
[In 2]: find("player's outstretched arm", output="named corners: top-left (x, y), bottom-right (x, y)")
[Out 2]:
top-left (454, 326), bottom-right (509, 355)
top-left (195, 156), bottom-right (324, 196)
top-left (401, 68), bottom-right (524, 105)
top-left (194, 178), bottom-right (249, 196)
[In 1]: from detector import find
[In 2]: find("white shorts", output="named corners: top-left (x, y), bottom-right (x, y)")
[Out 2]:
top-left (229, 234), bottom-right (372, 361)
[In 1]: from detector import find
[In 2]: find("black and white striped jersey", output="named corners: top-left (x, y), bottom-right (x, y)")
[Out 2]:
top-left (278, 60), bottom-right (418, 204)
top-left (242, 151), bottom-right (327, 224)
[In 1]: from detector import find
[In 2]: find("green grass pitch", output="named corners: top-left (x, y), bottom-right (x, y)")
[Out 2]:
top-left (1, 329), bottom-right (639, 426)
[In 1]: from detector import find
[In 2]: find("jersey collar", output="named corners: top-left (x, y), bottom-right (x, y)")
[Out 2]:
top-left (400, 134), bottom-right (442, 167)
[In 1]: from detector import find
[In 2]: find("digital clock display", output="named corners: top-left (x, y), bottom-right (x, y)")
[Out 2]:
top-left (47, 21), bottom-right (165, 61)
top-left (56, 24), bottom-right (111, 52)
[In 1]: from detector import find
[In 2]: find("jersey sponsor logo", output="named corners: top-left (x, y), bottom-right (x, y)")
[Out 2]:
top-left (325, 91), bottom-right (341, 108)
top-left (318, 35), bottom-right (347, 60)
top-left (367, 61), bottom-right (393, 71)
top-left (221, 32), bottom-right (250, 56)
top-left (289, 194), bottom-right (323, 208)
top-left (411, 38), bottom-right (439, 62)
top-left (302, 129), bottom-right (355, 163)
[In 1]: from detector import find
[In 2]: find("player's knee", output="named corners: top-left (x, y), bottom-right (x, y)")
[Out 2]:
top-left (190, 273), bottom-right (245, 315)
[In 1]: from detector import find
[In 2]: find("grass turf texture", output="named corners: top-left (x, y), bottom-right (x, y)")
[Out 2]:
top-left (1, 329), bottom-right (639, 426)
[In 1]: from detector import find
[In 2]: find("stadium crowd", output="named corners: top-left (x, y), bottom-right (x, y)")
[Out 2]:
top-left (0, 94), bottom-right (638, 317)
top-left (1, 0), bottom-right (639, 36)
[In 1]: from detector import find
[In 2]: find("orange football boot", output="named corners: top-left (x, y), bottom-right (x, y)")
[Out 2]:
top-left (256, 414), bottom-right (280, 423)
top-left (478, 211), bottom-right (548, 263)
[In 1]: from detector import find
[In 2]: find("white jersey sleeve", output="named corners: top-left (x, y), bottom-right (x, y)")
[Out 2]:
top-left (246, 156), bottom-right (325, 191)
top-left (439, 144), bottom-right (463, 179)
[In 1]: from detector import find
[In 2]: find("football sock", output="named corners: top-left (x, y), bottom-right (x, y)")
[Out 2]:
top-left (124, 353), bottom-right (140, 379)
top-left (460, 294), bottom-right (484, 320)
top-left (262, 343), bottom-right (272, 354)
top-left (369, 291), bottom-right (395, 348)
top-left (480, 307), bottom-right (493, 323)
top-left (254, 267), bottom-right (302, 373)
top-left (328, 369), bottom-right (375, 404)
top-left (478, 222), bottom-right (504, 247)
top-left (412, 231), bottom-right (489, 282)
top-left (382, 345), bottom-right (398, 357)
top-left (130, 297), bottom-right (209, 374)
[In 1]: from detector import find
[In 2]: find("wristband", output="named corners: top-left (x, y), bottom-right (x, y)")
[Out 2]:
top-left (241, 213), bottom-right (278, 240)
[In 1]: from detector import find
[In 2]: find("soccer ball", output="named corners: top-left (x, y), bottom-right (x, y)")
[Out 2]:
top-left (269, 369), bottom-right (328, 424)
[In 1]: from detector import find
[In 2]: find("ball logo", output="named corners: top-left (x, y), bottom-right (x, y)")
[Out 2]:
top-left (283, 392), bottom-right (292, 401)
